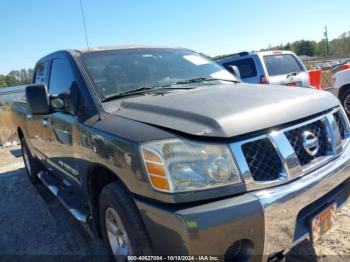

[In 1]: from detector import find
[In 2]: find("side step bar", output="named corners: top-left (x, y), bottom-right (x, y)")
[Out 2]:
top-left (38, 171), bottom-right (89, 223)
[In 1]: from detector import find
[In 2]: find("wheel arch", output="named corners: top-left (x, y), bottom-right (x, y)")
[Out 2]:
top-left (338, 84), bottom-right (350, 100)
top-left (17, 126), bottom-right (24, 140)
top-left (87, 163), bottom-right (130, 237)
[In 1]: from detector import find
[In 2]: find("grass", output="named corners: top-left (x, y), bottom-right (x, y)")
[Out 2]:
top-left (321, 70), bottom-right (334, 89)
top-left (0, 107), bottom-right (17, 145)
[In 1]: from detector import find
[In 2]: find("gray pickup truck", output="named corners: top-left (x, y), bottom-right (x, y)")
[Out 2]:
top-left (12, 46), bottom-right (350, 261)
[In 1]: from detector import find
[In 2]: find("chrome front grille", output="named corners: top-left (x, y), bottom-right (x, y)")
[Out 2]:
top-left (285, 120), bottom-right (331, 166)
top-left (334, 110), bottom-right (347, 139)
top-left (231, 107), bottom-right (350, 191)
top-left (241, 138), bottom-right (284, 181)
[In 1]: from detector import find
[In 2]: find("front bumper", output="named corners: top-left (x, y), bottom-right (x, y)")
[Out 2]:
top-left (252, 141), bottom-right (350, 256)
top-left (135, 144), bottom-right (350, 260)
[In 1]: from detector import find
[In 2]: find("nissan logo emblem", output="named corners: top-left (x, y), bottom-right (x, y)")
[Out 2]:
top-left (302, 131), bottom-right (319, 156)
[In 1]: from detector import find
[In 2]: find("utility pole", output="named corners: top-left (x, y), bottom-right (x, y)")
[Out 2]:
top-left (324, 26), bottom-right (329, 57)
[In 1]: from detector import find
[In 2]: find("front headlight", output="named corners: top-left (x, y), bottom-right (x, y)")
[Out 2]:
top-left (140, 139), bottom-right (241, 193)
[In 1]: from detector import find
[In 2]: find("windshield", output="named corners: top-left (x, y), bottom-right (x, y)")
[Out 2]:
top-left (80, 48), bottom-right (235, 99)
top-left (263, 54), bottom-right (304, 76)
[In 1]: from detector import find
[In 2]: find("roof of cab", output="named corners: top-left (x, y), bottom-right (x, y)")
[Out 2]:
top-left (68, 45), bottom-right (186, 54)
top-left (35, 45), bottom-right (188, 64)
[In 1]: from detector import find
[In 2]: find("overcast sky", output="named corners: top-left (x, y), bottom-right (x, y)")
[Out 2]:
top-left (0, 0), bottom-right (349, 74)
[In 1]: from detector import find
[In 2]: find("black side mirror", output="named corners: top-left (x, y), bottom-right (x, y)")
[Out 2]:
top-left (26, 84), bottom-right (50, 115)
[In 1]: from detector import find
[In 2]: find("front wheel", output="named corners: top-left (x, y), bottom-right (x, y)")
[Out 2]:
top-left (340, 89), bottom-right (350, 117)
top-left (99, 181), bottom-right (152, 261)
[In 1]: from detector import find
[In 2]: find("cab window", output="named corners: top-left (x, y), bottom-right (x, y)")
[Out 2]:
top-left (34, 61), bottom-right (49, 84)
top-left (49, 58), bottom-right (75, 95)
top-left (223, 58), bottom-right (257, 79)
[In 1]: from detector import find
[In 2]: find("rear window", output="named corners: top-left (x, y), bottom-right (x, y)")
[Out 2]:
top-left (223, 58), bottom-right (257, 79)
top-left (263, 54), bottom-right (304, 76)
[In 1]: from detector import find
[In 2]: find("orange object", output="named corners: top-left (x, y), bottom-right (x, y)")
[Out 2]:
top-left (342, 64), bottom-right (350, 70)
top-left (308, 69), bottom-right (322, 89)
top-left (149, 175), bottom-right (170, 190)
top-left (141, 147), bottom-right (171, 191)
top-left (146, 162), bottom-right (166, 177)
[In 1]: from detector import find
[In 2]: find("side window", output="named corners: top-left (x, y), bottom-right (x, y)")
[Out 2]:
top-left (49, 58), bottom-right (75, 95)
top-left (34, 62), bottom-right (49, 84)
top-left (223, 58), bottom-right (257, 79)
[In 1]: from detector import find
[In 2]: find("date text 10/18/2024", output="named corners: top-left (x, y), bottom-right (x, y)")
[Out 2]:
top-left (127, 256), bottom-right (220, 261)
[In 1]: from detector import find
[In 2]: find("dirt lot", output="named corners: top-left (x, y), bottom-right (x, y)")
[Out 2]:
top-left (0, 147), bottom-right (110, 261)
top-left (0, 147), bottom-right (349, 261)
top-left (0, 109), bottom-right (17, 145)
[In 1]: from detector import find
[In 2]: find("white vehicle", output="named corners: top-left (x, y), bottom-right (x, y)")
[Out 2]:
top-left (215, 50), bottom-right (310, 87)
top-left (332, 68), bottom-right (350, 116)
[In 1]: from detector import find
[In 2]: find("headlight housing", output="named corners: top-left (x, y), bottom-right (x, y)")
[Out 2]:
top-left (140, 139), bottom-right (241, 193)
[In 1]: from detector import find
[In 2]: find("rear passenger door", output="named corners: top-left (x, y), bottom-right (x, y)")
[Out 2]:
top-left (26, 61), bottom-right (50, 159)
top-left (223, 58), bottom-right (260, 84)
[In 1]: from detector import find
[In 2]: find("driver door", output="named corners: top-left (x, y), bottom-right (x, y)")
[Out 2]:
top-left (43, 57), bottom-right (82, 186)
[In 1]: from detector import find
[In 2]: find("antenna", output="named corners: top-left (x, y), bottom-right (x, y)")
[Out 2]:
top-left (79, 0), bottom-right (90, 50)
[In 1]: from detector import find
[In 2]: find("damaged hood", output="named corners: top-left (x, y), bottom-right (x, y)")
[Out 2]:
top-left (103, 84), bottom-right (339, 138)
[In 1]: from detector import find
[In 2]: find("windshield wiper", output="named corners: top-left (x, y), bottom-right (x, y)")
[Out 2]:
top-left (101, 86), bottom-right (163, 102)
top-left (174, 77), bottom-right (240, 85)
top-left (101, 85), bottom-right (196, 102)
top-left (101, 78), bottom-right (240, 102)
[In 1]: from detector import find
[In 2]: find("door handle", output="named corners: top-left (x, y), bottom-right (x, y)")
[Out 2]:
top-left (42, 118), bottom-right (50, 128)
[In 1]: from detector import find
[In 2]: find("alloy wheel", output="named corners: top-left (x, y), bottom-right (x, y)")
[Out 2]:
top-left (344, 94), bottom-right (350, 115)
top-left (105, 207), bottom-right (132, 258)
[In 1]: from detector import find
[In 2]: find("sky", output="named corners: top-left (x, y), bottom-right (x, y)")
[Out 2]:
top-left (0, 0), bottom-right (349, 74)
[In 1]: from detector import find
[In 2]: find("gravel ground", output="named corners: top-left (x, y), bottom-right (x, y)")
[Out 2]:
top-left (0, 147), bottom-right (110, 262)
top-left (0, 146), bottom-right (349, 261)
top-left (0, 145), bottom-right (23, 173)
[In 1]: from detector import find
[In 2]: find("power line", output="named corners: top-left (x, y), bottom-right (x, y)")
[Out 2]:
top-left (79, 0), bottom-right (90, 50)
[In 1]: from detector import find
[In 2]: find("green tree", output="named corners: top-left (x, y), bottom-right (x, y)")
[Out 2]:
top-left (5, 74), bottom-right (17, 86)
top-left (315, 40), bottom-right (327, 57)
top-left (284, 43), bottom-right (294, 51)
top-left (336, 32), bottom-right (350, 57)
top-left (294, 40), bottom-right (316, 56)
top-left (0, 68), bottom-right (33, 87)
top-left (0, 75), bottom-right (6, 88)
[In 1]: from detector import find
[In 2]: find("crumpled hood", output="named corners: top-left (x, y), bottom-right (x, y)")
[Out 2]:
top-left (104, 84), bottom-right (339, 138)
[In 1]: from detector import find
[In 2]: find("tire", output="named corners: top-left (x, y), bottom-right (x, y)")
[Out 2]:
top-left (21, 138), bottom-right (41, 184)
top-left (340, 88), bottom-right (350, 118)
top-left (99, 181), bottom-right (152, 260)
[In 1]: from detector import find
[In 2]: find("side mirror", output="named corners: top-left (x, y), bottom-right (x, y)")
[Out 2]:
top-left (228, 65), bottom-right (241, 79)
top-left (26, 84), bottom-right (50, 115)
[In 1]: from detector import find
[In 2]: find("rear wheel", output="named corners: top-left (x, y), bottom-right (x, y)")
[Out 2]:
top-left (99, 181), bottom-right (152, 261)
top-left (340, 88), bottom-right (350, 117)
top-left (21, 138), bottom-right (41, 184)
